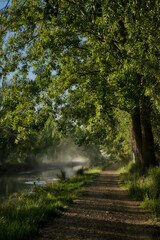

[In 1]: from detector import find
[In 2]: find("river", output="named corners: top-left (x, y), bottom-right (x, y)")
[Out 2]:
top-left (0, 161), bottom-right (88, 201)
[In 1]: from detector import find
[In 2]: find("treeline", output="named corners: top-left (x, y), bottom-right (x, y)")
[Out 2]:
top-left (0, 80), bottom-right (103, 170)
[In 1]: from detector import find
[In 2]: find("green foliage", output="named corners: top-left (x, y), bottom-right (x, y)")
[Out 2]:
top-left (120, 162), bottom-right (160, 218)
top-left (0, 165), bottom-right (102, 240)
top-left (0, 79), bottom-right (49, 165)
top-left (0, 0), bottom-right (160, 168)
top-left (102, 110), bottom-right (132, 158)
top-left (0, 80), bottom-right (62, 165)
top-left (141, 198), bottom-right (160, 218)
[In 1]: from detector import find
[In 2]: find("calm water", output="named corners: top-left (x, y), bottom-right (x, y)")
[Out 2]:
top-left (0, 162), bottom-right (87, 201)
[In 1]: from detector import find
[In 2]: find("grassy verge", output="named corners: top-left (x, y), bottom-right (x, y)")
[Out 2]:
top-left (0, 165), bottom-right (104, 240)
top-left (119, 161), bottom-right (160, 222)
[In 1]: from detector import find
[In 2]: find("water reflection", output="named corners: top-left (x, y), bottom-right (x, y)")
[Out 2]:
top-left (0, 163), bottom-right (87, 201)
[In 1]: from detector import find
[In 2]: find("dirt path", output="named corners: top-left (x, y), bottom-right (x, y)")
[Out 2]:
top-left (30, 164), bottom-right (160, 240)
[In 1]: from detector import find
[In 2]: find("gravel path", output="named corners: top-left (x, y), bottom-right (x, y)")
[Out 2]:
top-left (30, 164), bottom-right (160, 240)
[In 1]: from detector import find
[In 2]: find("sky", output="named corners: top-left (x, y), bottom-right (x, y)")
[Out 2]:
top-left (0, 1), bottom-right (9, 10)
top-left (0, 1), bottom-right (36, 84)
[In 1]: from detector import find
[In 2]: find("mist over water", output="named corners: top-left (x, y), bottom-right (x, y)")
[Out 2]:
top-left (0, 142), bottom-right (90, 201)
top-left (37, 139), bottom-right (89, 166)
top-left (0, 137), bottom-right (104, 201)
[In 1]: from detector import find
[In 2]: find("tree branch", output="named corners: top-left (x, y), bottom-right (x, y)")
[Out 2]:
top-left (78, 70), bottom-right (100, 76)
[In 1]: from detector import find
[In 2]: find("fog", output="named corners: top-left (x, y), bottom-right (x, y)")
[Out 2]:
top-left (36, 139), bottom-right (91, 169)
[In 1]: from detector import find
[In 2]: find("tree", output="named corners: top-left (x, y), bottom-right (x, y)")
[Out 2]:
top-left (0, 77), bottom-right (52, 164)
top-left (1, 0), bottom-right (160, 168)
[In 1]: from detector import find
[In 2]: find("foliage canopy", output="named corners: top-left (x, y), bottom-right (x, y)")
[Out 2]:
top-left (0, 0), bottom-right (160, 167)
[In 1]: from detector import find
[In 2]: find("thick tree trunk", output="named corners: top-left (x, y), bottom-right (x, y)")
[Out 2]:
top-left (140, 97), bottom-right (157, 168)
top-left (131, 98), bottom-right (157, 168)
top-left (131, 107), bottom-right (143, 164)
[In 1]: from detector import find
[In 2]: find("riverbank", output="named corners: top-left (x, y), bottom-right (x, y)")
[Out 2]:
top-left (0, 164), bottom-right (103, 240)
top-left (0, 161), bottom-right (87, 176)
top-left (29, 164), bottom-right (160, 240)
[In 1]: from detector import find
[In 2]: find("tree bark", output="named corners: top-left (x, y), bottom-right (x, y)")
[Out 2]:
top-left (131, 98), bottom-right (157, 169)
top-left (131, 107), bottom-right (143, 164)
top-left (140, 97), bottom-right (157, 168)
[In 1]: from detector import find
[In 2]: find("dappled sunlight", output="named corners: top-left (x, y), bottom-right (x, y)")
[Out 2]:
top-left (29, 165), bottom-right (160, 240)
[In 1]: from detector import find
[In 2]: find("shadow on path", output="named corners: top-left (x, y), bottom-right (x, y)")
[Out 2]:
top-left (30, 164), bottom-right (160, 240)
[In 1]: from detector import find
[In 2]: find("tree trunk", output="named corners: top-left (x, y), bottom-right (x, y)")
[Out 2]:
top-left (131, 129), bottom-right (136, 163)
top-left (131, 98), bottom-right (157, 169)
top-left (140, 97), bottom-right (157, 168)
top-left (131, 106), bottom-right (143, 164)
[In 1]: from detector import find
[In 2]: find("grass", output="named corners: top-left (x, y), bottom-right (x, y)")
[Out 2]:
top-left (119, 161), bottom-right (160, 221)
top-left (0, 165), bottom-right (103, 240)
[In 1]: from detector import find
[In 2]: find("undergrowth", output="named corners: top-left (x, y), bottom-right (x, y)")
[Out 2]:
top-left (119, 161), bottom-right (160, 220)
top-left (0, 165), bottom-right (103, 240)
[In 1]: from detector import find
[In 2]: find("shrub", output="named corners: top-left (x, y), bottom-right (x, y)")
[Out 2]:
top-left (57, 169), bottom-right (67, 181)
top-left (76, 167), bottom-right (85, 176)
